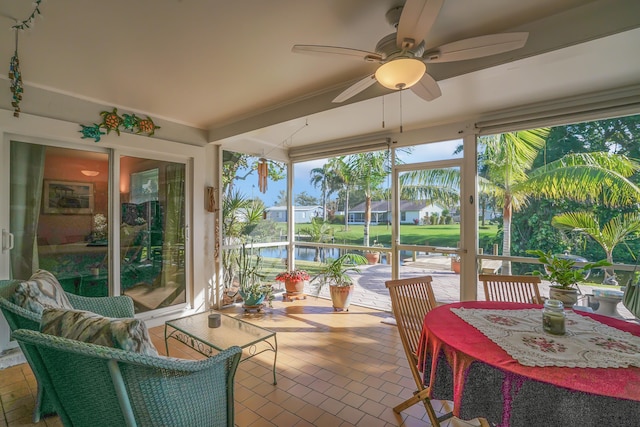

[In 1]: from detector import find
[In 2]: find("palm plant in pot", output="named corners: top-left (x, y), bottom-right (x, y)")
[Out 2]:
top-left (527, 249), bottom-right (611, 307)
top-left (313, 253), bottom-right (367, 311)
top-left (235, 244), bottom-right (273, 308)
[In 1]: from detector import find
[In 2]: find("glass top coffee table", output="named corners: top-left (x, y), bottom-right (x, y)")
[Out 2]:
top-left (165, 311), bottom-right (277, 384)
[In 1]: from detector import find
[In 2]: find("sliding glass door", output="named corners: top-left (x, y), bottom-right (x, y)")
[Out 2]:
top-left (2, 141), bottom-right (187, 312)
top-left (119, 156), bottom-right (186, 313)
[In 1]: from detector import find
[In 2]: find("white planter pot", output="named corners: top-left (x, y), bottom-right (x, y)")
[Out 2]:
top-left (548, 287), bottom-right (579, 307)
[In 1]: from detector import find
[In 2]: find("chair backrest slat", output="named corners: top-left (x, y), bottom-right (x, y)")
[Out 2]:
top-left (386, 276), bottom-right (436, 384)
top-left (479, 274), bottom-right (542, 304)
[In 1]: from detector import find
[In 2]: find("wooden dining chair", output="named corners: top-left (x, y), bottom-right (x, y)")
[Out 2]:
top-left (479, 274), bottom-right (543, 304)
top-left (385, 276), bottom-right (452, 426)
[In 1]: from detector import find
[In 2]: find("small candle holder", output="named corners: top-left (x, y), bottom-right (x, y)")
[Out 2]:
top-left (542, 299), bottom-right (566, 335)
top-left (208, 313), bottom-right (221, 328)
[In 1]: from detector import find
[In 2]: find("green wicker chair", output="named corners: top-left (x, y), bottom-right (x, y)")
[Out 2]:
top-left (12, 329), bottom-right (242, 427)
top-left (0, 279), bottom-right (135, 422)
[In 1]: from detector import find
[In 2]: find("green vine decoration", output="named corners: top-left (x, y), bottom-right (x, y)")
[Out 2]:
top-left (9, 48), bottom-right (22, 117)
top-left (12, 0), bottom-right (44, 31)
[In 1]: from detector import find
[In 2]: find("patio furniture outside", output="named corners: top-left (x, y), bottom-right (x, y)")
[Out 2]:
top-left (479, 274), bottom-right (543, 304)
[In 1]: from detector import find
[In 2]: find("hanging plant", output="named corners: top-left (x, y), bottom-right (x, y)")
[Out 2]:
top-left (9, 51), bottom-right (22, 117)
top-left (7, 0), bottom-right (45, 118)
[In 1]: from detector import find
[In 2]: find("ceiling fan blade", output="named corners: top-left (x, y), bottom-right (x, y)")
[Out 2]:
top-left (423, 32), bottom-right (529, 63)
top-left (396, 0), bottom-right (444, 49)
top-left (292, 45), bottom-right (383, 62)
top-left (333, 75), bottom-right (378, 103)
top-left (410, 73), bottom-right (442, 101)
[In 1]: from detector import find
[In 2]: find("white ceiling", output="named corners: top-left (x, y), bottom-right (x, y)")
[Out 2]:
top-left (1, 0), bottom-right (639, 152)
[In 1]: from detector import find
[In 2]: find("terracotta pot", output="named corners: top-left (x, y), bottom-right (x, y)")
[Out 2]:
top-left (365, 252), bottom-right (380, 265)
top-left (284, 279), bottom-right (307, 295)
top-left (548, 286), bottom-right (579, 307)
top-left (329, 284), bottom-right (354, 311)
top-left (451, 259), bottom-right (461, 274)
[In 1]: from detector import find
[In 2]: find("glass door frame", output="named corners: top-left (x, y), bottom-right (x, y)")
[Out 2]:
top-left (391, 134), bottom-right (479, 301)
top-left (114, 148), bottom-right (191, 317)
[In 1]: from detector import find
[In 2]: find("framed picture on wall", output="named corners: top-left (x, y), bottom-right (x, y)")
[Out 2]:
top-left (43, 180), bottom-right (94, 214)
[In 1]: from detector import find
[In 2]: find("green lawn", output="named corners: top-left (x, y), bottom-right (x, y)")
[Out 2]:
top-left (294, 223), bottom-right (499, 248)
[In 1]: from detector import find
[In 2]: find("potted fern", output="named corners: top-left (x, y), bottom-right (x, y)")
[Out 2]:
top-left (313, 253), bottom-right (367, 311)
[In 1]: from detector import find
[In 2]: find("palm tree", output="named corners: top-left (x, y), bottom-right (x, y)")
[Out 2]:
top-left (344, 151), bottom-right (390, 246)
top-left (299, 218), bottom-right (334, 262)
top-left (327, 157), bottom-right (352, 231)
top-left (399, 167), bottom-right (461, 209)
top-left (552, 212), bottom-right (640, 283)
top-left (310, 165), bottom-right (341, 221)
top-left (481, 129), bottom-right (640, 274)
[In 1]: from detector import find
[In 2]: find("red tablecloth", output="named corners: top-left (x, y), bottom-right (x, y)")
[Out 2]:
top-left (418, 301), bottom-right (640, 426)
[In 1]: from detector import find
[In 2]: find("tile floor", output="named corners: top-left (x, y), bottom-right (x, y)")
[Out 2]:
top-left (0, 295), bottom-right (482, 427)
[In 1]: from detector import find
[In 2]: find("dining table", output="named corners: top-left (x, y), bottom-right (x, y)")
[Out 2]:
top-left (418, 301), bottom-right (640, 426)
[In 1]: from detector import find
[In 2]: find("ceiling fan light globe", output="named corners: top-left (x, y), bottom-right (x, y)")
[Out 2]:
top-left (375, 58), bottom-right (426, 90)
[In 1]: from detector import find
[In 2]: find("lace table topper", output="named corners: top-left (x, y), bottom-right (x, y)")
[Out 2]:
top-left (450, 308), bottom-right (640, 368)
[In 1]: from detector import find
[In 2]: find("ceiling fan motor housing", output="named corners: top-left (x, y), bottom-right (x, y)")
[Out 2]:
top-left (375, 33), bottom-right (425, 61)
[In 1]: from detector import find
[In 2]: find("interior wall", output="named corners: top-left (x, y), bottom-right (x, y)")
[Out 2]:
top-left (38, 152), bottom-right (109, 245)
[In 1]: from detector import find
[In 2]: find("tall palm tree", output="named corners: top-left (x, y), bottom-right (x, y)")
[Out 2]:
top-left (310, 164), bottom-right (341, 221)
top-left (327, 157), bottom-right (352, 231)
top-left (345, 151), bottom-right (390, 247)
top-left (552, 212), bottom-right (640, 283)
top-left (481, 129), bottom-right (640, 274)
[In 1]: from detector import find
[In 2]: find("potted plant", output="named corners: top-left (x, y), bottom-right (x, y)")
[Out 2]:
top-left (527, 249), bottom-right (611, 306)
top-left (313, 253), bottom-right (367, 311)
top-left (235, 244), bottom-right (273, 308)
top-left (276, 269), bottom-right (310, 300)
top-left (450, 254), bottom-right (461, 274)
top-left (364, 243), bottom-right (384, 264)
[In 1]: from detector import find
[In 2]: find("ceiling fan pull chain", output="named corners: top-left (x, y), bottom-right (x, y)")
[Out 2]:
top-left (382, 96), bottom-right (385, 129)
top-left (399, 90), bottom-right (403, 133)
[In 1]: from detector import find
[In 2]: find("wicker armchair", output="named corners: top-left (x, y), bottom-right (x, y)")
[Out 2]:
top-left (0, 279), bottom-right (135, 422)
top-left (12, 329), bottom-right (241, 427)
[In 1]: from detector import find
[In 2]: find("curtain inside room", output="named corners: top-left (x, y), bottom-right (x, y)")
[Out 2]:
top-left (162, 163), bottom-right (185, 285)
top-left (9, 141), bottom-right (45, 279)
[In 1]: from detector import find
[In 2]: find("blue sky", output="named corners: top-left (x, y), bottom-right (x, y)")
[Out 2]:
top-left (233, 139), bottom-right (462, 207)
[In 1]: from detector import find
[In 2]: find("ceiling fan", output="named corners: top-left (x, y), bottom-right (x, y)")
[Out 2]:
top-left (292, 0), bottom-right (528, 103)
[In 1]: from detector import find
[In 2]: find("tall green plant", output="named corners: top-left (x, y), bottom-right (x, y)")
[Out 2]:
top-left (234, 243), bottom-right (273, 307)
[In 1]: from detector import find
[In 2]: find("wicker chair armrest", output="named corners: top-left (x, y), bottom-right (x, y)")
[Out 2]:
top-left (12, 328), bottom-right (241, 371)
top-left (0, 298), bottom-right (42, 330)
top-left (66, 293), bottom-right (135, 318)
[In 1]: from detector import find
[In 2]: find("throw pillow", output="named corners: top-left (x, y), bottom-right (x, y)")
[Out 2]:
top-left (11, 269), bottom-right (73, 315)
top-left (41, 308), bottom-right (158, 356)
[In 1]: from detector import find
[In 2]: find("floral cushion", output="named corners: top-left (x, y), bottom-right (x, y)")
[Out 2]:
top-left (40, 308), bottom-right (158, 356)
top-left (10, 269), bottom-right (73, 315)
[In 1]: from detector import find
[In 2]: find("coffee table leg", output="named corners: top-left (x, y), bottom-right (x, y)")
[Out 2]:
top-left (272, 335), bottom-right (278, 385)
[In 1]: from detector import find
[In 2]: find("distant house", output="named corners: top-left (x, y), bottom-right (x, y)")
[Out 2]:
top-left (265, 205), bottom-right (323, 223)
top-left (348, 200), bottom-right (443, 224)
